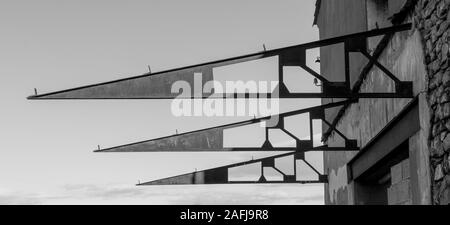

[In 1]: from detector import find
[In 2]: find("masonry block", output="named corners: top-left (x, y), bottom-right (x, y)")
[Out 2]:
top-left (402, 159), bottom-right (410, 180)
top-left (401, 200), bottom-right (413, 205)
top-left (397, 179), bottom-right (411, 203)
top-left (388, 178), bottom-right (411, 205)
top-left (388, 185), bottom-right (398, 205)
top-left (391, 162), bottom-right (403, 185)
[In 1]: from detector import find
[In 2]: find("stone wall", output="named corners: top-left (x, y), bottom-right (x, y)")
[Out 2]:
top-left (321, 0), bottom-right (434, 205)
top-left (317, 0), bottom-right (449, 204)
top-left (414, 0), bottom-right (450, 205)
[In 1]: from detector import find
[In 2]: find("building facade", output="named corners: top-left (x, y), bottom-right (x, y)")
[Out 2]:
top-left (315, 0), bottom-right (450, 205)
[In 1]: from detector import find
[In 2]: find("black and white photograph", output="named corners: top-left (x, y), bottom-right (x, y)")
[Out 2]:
top-left (1, 0), bottom-right (449, 217)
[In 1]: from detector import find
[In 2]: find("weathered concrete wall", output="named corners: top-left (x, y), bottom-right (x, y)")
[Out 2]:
top-left (318, 0), bottom-right (434, 204)
top-left (321, 0), bottom-right (450, 205)
top-left (387, 159), bottom-right (412, 205)
top-left (325, 27), bottom-right (430, 204)
top-left (316, 0), bottom-right (368, 127)
top-left (414, 0), bottom-right (450, 205)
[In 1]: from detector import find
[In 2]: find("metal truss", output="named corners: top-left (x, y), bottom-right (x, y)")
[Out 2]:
top-left (28, 24), bottom-right (415, 185)
top-left (138, 152), bottom-right (326, 185)
top-left (95, 99), bottom-right (359, 153)
top-left (28, 24), bottom-right (413, 100)
top-left (126, 100), bottom-right (356, 185)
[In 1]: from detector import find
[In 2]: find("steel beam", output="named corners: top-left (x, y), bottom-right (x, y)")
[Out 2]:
top-left (28, 24), bottom-right (412, 100)
top-left (137, 152), bottom-right (327, 186)
top-left (94, 99), bottom-right (359, 153)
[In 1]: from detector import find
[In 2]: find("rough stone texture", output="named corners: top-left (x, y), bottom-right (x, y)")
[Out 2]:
top-left (317, 0), bottom-right (450, 204)
top-left (414, 0), bottom-right (450, 205)
top-left (324, 0), bottom-right (449, 205)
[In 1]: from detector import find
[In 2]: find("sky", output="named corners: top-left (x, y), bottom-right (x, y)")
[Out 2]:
top-left (0, 0), bottom-right (324, 204)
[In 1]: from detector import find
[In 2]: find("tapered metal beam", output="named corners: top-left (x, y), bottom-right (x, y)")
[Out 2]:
top-left (137, 152), bottom-right (327, 186)
top-left (94, 99), bottom-right (357, 153)
top-left (28, 24), bottom-right (412, 100)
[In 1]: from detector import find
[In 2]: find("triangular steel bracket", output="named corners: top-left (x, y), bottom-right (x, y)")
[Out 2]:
top-left (27, 24), bottom-right (413, 100)
top-left (94, 99), bottom-right (360, 153)
top-left (138, 152), bottom-right (327, 185)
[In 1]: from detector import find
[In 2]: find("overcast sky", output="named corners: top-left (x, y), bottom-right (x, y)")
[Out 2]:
top-left (0, 0), bottom-right (324, 204)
